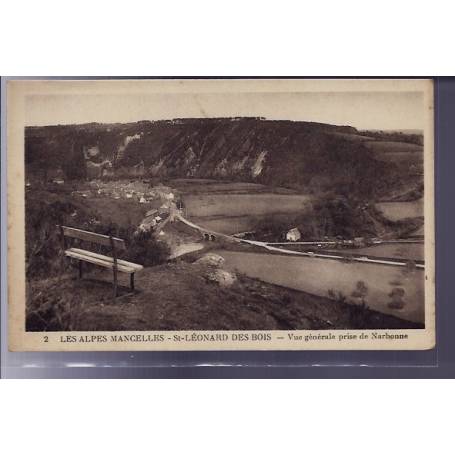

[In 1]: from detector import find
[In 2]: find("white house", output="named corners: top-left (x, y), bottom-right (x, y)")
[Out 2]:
top-left (286, 227), bottom-right (301, 242)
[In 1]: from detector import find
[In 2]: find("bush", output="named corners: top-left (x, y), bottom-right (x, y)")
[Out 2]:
top-left (26, 283), bottom-right (87, 331)
top-left (127, 230), bottom-right (170, 267)
top-left (327, 289), bottom-right (347, 304)
top-left (88, 222), bottom-right (170, 267)
top-left (25, 191), bottom-right (96, 279)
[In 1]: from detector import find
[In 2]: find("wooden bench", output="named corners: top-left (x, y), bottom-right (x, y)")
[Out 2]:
top-left (58, 225), bottom-right (143, 297)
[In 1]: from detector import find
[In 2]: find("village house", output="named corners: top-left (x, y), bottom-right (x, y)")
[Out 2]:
top-left (286, 227), bottom-right (301, 242)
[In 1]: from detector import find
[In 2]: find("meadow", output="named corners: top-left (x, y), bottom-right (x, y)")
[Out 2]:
top-left (376, 199), bottom-right (424, 221)
top-left (183, 193), bottom-right (312, 218)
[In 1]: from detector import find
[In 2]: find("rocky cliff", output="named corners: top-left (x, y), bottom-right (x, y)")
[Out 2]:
top-left (25, 117), bottom-right (401, 198)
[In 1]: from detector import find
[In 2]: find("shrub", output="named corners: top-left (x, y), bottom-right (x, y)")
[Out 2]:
top-left (26, 284), bottom-right (87, 331)
top-left (25, 192), bottom-right (95, 279)
top-left (127, 230), bottom-right (170, 267)
top-left (327, 289), bottom-right (347, 304)
top-left (351, 280), bottom-right (369, 307)
top-left (88, 223), bottom-right (170, 267)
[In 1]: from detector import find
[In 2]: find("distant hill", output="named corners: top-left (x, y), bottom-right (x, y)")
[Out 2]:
top-left (359, 129), bottom-right (423, 146)
top-left (25, 117), bottom-right (422, 199)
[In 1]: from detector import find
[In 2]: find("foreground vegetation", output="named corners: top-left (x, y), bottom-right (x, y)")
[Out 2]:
top-left (26, 258), bottom-right (422, 332)
top-left (25, 186), bottom-right (169, 280)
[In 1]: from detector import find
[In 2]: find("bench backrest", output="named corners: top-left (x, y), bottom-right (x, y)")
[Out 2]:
top-left (59, 226), bottom-right (126, 251)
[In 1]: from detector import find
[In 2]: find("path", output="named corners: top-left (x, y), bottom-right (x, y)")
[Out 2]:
top-left (175, 213), bottom-right (425, 269)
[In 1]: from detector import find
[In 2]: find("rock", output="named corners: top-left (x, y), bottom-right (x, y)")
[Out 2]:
top-left (206, 269), bottom-right (237, 287)
top-left (196, 253), bottom-right (225, 267)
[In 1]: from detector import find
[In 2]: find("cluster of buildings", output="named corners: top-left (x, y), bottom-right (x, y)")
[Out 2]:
top-left (75, 180), bottom-right (176, 205)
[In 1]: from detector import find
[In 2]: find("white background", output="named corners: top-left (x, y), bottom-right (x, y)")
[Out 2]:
top-left (1, 0), bottom-right (454, 75)
top-left (1, 1), bottom-right (453, 454)
top-left (0, 380), bottom-right (453, 455)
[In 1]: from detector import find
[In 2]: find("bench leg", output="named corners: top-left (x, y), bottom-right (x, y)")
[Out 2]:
top-left (130, 273), bottom-right (135, 291)
top-left (78, 260), bottom-right (83, 279)
top-left (113, 268), bottom-right (118, 298)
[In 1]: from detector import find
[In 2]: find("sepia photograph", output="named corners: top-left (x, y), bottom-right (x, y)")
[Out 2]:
top-left (3, 4), bottom-right (454, 454)
top-left (7, 79), bottom-right (435, 350)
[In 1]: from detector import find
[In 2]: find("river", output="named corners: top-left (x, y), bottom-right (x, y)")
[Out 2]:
top-left (215, 250), bottom-right (425, 324)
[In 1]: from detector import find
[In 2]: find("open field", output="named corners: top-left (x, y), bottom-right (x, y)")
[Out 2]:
top-left (175, 180), bottom-right (310, 235)
top-left (190, 212), bottom-right (301, 235)
top-left (191, 215), bottom-right (259, 235)
top-left (183, 193), bottom-right (312, 218)
top-left (376, 199), bottom-right (424, 221)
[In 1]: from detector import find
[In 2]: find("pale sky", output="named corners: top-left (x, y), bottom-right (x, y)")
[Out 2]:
top-left (25, 91), bottom-right (424, 131)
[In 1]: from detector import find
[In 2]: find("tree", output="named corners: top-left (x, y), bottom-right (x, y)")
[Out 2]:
top-left (351, 280), bottom-right (369, 307)
top-left (62, 140), bottom-right (87, 180)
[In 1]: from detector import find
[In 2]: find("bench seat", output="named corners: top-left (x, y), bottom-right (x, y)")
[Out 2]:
top-left (65, 248), bottom-right (143, 274)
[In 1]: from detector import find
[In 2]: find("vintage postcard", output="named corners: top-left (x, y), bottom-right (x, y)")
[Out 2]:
top-left (7, 78), bottom-right (435, 351)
